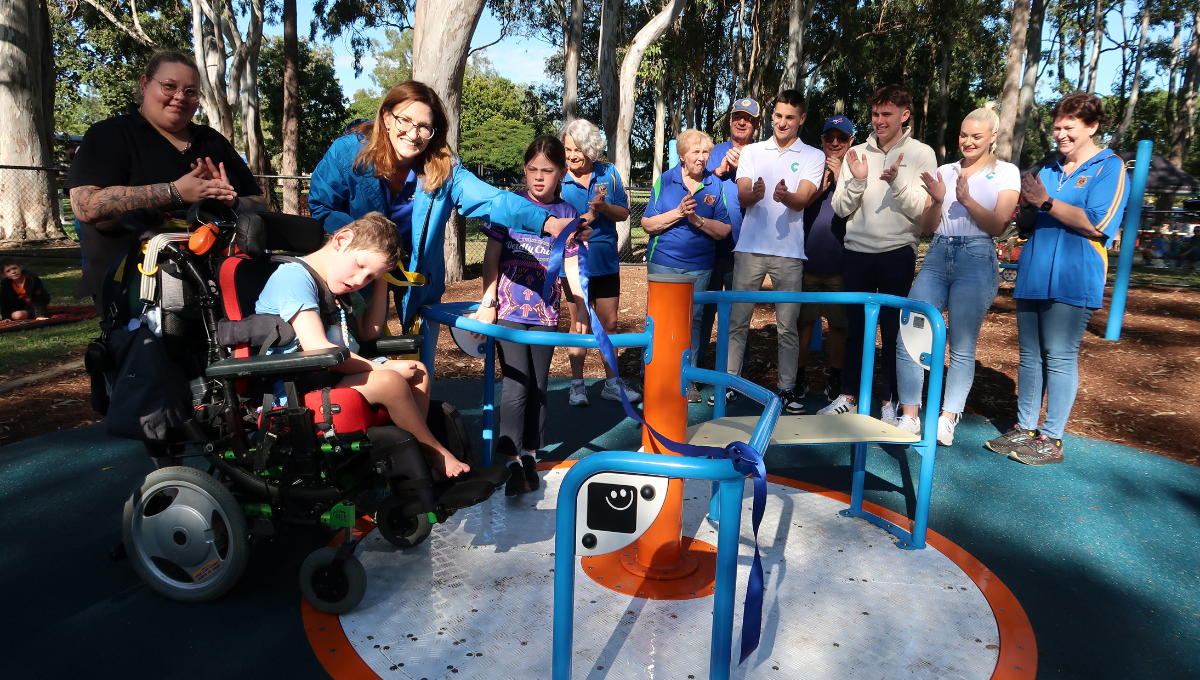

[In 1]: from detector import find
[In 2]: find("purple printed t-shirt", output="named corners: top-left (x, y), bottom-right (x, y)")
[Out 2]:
top-left (481, 191), bottom-right (579, 326)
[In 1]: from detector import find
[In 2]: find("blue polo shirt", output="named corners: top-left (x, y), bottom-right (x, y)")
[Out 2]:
top-left (382, 169), bottom-right (418, 242)
top-left (707, 141), bottom-right (743, 261)
top-left (644, 165), bottom-right (730, 270)
top-left (559, 161), bottom-right (628, 277)
top-left (1014, 149), bottom-right (1129, 309)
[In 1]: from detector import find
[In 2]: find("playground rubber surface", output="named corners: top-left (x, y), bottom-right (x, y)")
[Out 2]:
top-left (1, 378), bottom-right (1197, 679)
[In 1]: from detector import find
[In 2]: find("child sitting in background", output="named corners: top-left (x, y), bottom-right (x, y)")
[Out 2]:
top-left (255, 211), bottom-right (469, 480)
top-left (1, 259), bottom-right (51, 321)
top-left (469, 135), bottom-right (582, 496)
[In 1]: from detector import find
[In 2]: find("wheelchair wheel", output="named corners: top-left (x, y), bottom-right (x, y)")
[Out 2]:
top-left (299, 547), bottom-right (367, 614)
top-left (376, 495), bottom-right (432, 549)
top-left (122, 466), bottom-right (249, 602)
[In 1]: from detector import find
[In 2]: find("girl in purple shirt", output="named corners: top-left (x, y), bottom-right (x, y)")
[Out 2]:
top-left (470, 136), bottom-right (580, 496)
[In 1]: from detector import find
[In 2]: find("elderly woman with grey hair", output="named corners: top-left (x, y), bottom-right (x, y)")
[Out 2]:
top-left (558, 118), bottom-right (638, 406)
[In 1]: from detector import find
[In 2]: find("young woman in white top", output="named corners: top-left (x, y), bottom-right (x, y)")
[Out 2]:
top-left (894, 106), bottom-right (1021, 445)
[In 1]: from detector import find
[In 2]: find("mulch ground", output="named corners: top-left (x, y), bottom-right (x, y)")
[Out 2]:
top-left (2, 268), bottom-right (1196, 468)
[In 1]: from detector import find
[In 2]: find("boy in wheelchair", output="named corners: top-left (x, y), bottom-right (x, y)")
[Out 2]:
top-left (256, 211), bottom-right (469, 480)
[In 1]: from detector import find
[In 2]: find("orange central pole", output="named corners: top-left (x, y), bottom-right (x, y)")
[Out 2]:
top-left (635, 273), bottom-right (696, 573)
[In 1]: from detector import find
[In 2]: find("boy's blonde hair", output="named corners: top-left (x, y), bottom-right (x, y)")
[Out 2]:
top-left (331, 212), bottom-right (402, 267)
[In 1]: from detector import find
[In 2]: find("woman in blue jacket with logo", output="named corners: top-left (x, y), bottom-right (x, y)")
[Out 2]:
top-left (308, 81), bottom-right (578, 332)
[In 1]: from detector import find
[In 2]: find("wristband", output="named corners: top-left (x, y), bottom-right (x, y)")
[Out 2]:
top-left (168, 182), bottom-right (184, 207)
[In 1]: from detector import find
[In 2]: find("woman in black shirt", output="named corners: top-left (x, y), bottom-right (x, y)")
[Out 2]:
top-left (65, 50), bottom-right (267, 297)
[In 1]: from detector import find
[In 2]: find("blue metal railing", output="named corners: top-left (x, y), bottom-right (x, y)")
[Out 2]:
top-left (552, 451), bottom-right (749, 680)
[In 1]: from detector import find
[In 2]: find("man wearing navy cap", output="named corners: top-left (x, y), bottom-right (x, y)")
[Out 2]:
top-left (795, 115), bottom-right (855, 402)
top-left (695, 97), bottom-right (761, 403)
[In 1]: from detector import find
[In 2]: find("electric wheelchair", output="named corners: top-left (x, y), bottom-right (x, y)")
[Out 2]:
top-left (89, 200), bottom-right (508, 613)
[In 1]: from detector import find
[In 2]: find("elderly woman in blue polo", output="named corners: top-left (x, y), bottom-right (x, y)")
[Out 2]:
top-left (307, 80), bottom-right (577, 332)
top-left (984, 92), bottom-right (1129, 466)
top-left (641, 128), bottom-right (732, 402)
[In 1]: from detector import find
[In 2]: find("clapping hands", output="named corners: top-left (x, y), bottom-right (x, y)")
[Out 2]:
top-left (879, 153), bottom-right (904, 184)
top-left (846, 149), bottom-right (868, 180)
top-left (920, 171), bottom-right (947, 204)
top-left (174, 156), bottom-right (237, 205)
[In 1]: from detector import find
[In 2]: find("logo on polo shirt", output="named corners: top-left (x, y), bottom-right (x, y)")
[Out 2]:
top-left (791, 162), bottom-right (799, 172)
top-left (703, 194), bottom-right (716, 205)
top-left (1075, 176), bottom-right (1089, 188)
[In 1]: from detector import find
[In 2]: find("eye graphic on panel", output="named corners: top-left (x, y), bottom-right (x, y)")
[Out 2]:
top-left (450, 326), bottom-right (487, 358)
top-left (575, 473), bottom-right (669, 556)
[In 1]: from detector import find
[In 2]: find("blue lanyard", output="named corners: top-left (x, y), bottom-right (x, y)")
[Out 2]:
top-left (543, 224), bottom-right (768, 664)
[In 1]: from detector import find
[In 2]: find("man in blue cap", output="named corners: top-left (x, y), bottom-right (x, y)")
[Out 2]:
top-left (795, 115), bottom-right (855, 402)
top-left (695, 97), bottom-right (760, 403)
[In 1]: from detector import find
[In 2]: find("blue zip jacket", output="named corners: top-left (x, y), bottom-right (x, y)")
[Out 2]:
top-left (308, 133), bottom-right (551, 327)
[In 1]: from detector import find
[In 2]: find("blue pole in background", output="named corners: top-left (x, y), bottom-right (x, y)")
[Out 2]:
top-left (1105, 139), bottom-right (1153, 341)
top-left (668, 139), bottom-right (679, 169)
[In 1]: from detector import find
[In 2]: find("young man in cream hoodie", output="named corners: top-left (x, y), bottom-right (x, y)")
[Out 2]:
top-left (819, 85), bottom-right (937, 422)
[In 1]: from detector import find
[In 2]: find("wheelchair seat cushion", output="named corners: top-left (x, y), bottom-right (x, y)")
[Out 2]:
top-left (304, 387), bottom-right (391, 434)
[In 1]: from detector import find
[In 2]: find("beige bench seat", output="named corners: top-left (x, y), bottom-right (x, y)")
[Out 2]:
top-left (686, 414), bottom-right (921, 448)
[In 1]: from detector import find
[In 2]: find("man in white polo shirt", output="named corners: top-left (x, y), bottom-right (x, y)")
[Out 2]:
top-left (729, 89), bottom-right (825, 414)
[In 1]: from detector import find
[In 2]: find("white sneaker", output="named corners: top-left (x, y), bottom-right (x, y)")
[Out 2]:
top-left (817, 394), bottom-right (856, 415)
top-left (568, 383), bottom-right (589, 406)
top-left (896, 414), bottom-right (921, 435)
top-left (601, 378), bottom-right (642, 403)
top-left (880, 401), bottom-right (898, 426)
top-left (937, 413), bottom-right (960, 446)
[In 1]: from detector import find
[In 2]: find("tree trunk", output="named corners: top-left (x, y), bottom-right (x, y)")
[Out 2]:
top-left (412, 0), bottom-right (487, 285)
top-left (936, 28), bottom-right (953, 163)
top-left (996, 0), bottom-right (1031, 161)
top-left (597, 0), bottom-right (622, 156)
top-left (281, 0), bottom-right (301, 213)
top-left (237, 0), bottom-right (268, 175)
top-left (1171, 3), bottom-right (1199, 167)
top-left (1084, 0), bottom-right (1104, 94)
top-left (613, 0), bottom-right (686, 253)
top-left (653, 79), bottom-right (665, 185)
top-left (1165, 17), bottom-right (1182, 144)
top-left (1111, 7), bottom-right (1151, 151)
top-left (1011, 0), bottom-right (1045, 164)
top-left (778, 0), bottom-right (816, 91)
top-left (0, 0), bottom-right (61, 241)
top-left (562, 0), bottom-right (584, 126)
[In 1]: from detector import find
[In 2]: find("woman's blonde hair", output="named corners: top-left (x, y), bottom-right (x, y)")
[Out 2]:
top-left (962, 103), bottom-right (1001, 154)
top-left (676, 128), bottom-right (714, 157)
top-left (353, 81), bottom-right (457, 193)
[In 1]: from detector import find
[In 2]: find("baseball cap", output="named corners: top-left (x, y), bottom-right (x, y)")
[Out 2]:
top-left (732, 98), bottom-right (761, 118)
top-left (822, 116), bottom-right (854, 137)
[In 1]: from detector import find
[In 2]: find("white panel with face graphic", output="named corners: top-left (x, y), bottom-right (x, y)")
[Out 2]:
top-left (574, 472), bottom-right (670, 556)
top-left (899, 310), bottom-right (934, 371)
top-left (450, 326), bottom-right (488, 358)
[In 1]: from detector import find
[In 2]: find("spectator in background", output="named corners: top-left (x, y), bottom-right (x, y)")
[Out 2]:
top-left (1179, 225), bottom-right (1200, 268)
top-left (698, 97), bottom-right (760, 405)
top-left (641, 129), bottom-right (732, 402)
top-left (64, 50), bottom-right (267, 303)
top-left (894, 105), bottom-right (1019, 445)
top-left (1, 259), bottom-right (50, 321)
top-left (308, 81), bottom-right (577, 333)
top-left (558, 118), bottom-right (640, 406)
top-left (794, 116), bottom-right (855, 402)
top-left (821, 85), bottom-right (937, 422)
top-left (729, 89), bottom-right (826, 415)
top-left (986, 92), bottom-right (1129, 466)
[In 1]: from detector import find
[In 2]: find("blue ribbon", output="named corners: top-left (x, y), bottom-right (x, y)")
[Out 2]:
top-left (544, 222), bottom-right (767, 664)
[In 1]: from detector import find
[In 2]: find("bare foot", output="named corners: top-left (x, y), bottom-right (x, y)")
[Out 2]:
top-left (421, 444), bottom-right (470, 481)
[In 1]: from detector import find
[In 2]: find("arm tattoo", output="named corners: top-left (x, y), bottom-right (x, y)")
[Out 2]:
top-left (70, 184), bottom-right (174, 224)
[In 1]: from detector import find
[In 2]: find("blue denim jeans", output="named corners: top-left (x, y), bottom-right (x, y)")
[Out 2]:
top-left (646, 262), bottom-right (712, 366)
top-left (897, 235), bottom-right (999, 413)
top-left (1015, 298), bottom-right (1093, 439)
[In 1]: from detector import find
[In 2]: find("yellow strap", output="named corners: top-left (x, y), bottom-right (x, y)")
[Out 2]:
top-left (383, 269), bottom-right (426, 287)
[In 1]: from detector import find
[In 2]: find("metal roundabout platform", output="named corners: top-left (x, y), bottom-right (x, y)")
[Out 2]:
top-left (303, 465), bottom-right (1035, 680)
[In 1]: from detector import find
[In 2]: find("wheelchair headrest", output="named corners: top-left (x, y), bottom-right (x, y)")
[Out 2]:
top-left (235, 212), bottom-right (326, 258)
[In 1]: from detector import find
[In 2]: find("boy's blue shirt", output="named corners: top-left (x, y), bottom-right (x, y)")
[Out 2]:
top-left (307, 133), bottom-right (553, 327)
top-left (255, 261), bottom-right (359, 354)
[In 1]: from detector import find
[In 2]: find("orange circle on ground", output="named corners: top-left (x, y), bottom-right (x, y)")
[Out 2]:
top-left (581, 536), bottom-right (717, 600)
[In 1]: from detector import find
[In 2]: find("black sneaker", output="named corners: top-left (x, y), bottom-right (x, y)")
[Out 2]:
top-left (707, 388), bottom-right (739, 406)
top-left (686, 383), bottom-right (703, 403)
top-left (1008, 435), bottom-right (1064, 466)
top-left (795, 373), bottom-right (809, 397)
top-left (505, 461), bottom-right (532, 496)
top-left (780, 388), bottom-right (805, 415)
top-left (520, 454), bottom-right (540, 492)
top-left (984, 427), bottom-right (1039, 455)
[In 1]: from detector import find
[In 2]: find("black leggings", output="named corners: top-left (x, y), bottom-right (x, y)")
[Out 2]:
top-left (495, 319), bottom-right (556, 459)
top-left (841, 246), bottom-right (915, 404)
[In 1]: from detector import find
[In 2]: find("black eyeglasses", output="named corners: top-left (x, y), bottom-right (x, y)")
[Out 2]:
top-left (154, 79), bottom-right (201, 103)
top-left (389, 111), bottom-right (436, 141)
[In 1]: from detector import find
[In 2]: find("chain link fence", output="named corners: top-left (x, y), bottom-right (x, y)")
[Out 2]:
top-left (253, 175), bottom-right (313, 217)
top-left (0, 166), bottom-right (76, 240)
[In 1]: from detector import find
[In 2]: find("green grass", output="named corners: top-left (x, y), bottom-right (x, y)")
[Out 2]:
top-left (0, 258), bottom-right (96, 376)
top-left (1118, 264), bottom-right (1200, 287)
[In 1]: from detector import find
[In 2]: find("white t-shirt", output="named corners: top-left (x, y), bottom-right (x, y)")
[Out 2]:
top-left (734, 137), bottom-right (825, 259)
top-left (934, 160), bottom-right (1021, 237)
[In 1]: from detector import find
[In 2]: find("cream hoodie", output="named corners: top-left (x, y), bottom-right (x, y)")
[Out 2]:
top-left (832, 128), bottom-right (937, 254)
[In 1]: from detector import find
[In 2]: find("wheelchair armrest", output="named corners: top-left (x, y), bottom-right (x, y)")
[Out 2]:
top-left (358, 335), bottom-right (425, 358)
top-left (205, 347), bottom-right (349, 378)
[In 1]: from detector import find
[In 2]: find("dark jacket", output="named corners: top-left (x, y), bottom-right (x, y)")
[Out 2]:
top-left (1, 270), bottom-right (51, 319)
